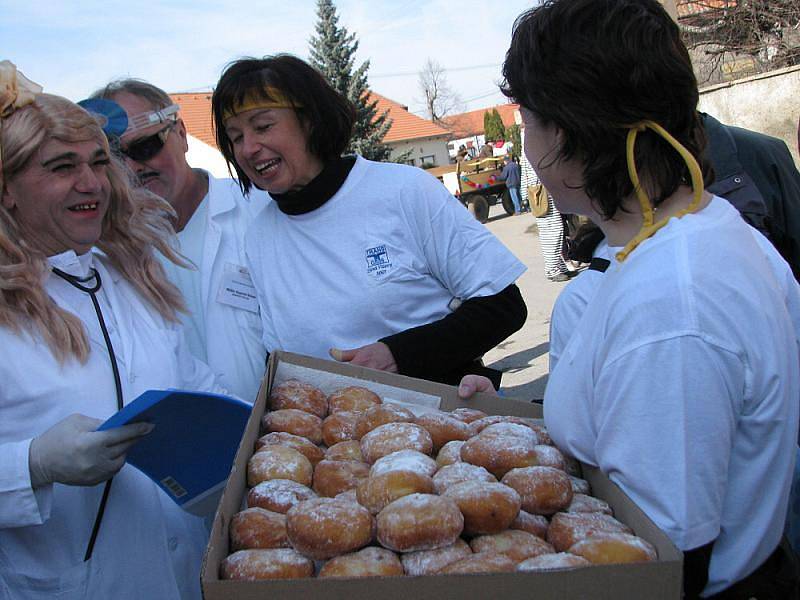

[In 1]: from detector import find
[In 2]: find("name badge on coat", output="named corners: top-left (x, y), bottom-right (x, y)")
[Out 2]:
top-left (216, 263), bottom-right (259, 313)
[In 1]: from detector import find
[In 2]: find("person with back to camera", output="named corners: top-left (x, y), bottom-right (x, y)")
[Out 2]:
top-left (0, 62), bottom-right (226, 599)
top-left (461, 1), bottom-right (800, 596)
top-left (211, 54), bottom-right (527, 389)
top-left (85, 79), bottom-right (265, 403)
top-left (498, 155), bottom-right (522, 215)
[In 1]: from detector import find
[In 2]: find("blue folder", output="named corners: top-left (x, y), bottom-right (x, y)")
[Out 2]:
top-left (98, 389), bottom-right (251, 516)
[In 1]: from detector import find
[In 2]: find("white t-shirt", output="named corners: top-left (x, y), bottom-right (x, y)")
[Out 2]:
top-left (245, 156), bottom-right (526, 359)
top-left (544, 197), bottom-right (799, 596)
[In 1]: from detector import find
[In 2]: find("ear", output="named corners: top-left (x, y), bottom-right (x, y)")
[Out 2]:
top-left (176, 118), bottom-right (189, 154)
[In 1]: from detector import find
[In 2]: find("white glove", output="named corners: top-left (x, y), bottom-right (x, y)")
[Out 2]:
top-left (28, 414), bottom-right (154, 487)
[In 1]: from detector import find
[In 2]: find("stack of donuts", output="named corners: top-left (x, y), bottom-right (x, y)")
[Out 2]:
top-left (221, 379), bottom-right (657, 580)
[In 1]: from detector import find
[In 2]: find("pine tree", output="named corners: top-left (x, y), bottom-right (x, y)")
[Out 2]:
top-left (309, 0), bottom-right (392, 161)
top-left (483, 108), bottom-right (505, 142)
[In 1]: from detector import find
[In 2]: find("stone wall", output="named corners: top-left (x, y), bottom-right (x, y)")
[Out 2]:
top-left (697, 65), bottom-right (800, 167)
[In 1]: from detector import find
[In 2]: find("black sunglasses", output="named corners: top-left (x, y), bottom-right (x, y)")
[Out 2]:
top-left (120, 121), bottom-right (176, 162)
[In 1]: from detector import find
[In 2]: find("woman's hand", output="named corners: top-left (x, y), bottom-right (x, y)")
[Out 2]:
top-left (28, 414), bottom-right (154, 487)
top-left (329, 342), bottom-right (398, 373)
top-left (458, 375), bottom-right (498, 400)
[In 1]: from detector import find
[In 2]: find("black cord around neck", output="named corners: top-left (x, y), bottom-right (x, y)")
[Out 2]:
top-left (51, 266), bottom-right (123, 562)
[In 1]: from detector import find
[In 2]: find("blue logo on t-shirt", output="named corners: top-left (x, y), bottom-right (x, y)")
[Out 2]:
top-left (366, 245), bottom-right (393, 278)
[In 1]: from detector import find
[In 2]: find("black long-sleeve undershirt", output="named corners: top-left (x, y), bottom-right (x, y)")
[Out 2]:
top-left (380, 284), bottom-right (527, 387)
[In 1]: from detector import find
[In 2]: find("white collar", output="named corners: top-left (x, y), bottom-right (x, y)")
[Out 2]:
top-left (48, 249), bottom-right (95, 278)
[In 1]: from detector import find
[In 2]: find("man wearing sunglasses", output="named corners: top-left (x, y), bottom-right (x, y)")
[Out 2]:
top-left (85, 79), bottom-right (266, 404)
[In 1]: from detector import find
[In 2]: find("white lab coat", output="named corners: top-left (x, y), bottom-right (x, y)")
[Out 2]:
top-left (162, 173), bottom-right (266, 403)
top-left (0, 250), bottom-right (227, 600)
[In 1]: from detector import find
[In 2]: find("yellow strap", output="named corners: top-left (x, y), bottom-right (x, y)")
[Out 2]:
top-left (616, 120), bottom-right (704, 262)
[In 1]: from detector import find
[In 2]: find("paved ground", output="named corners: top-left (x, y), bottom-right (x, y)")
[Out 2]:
top-left (479, 205), bottom-right (572, 400)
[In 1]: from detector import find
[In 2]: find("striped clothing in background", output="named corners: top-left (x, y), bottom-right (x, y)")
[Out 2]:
top-left (520, 130), bottom-right (570, 279)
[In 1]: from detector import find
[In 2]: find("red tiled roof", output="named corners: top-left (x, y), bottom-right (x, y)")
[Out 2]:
top-left (170, 90), bottom-right (449, 150)
top-left (676, 0), bottom-right (734, 18)
top-left (170, 92), bottom-right (216, 148)
top-left (442, 104), bottom-right (520, 139)
top-left (368, 92), bottom-right (451, 143)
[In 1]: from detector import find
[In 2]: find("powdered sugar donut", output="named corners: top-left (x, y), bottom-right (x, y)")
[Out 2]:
top-left (401, 539), bottom-right (473, 576)
top-left (568, 532), bottom-right (657, 564)
top-left (247, 479), bottom-right (317, 514)
top-left (436, 440), bottom-right (465, 468)
top-left (567, 493), bottom-right (613, 515)
top-left (569, 475), bottom-right (591, 495)
top-left (376, 493), bottom-right (463, 552)
top-left (354, 404), bottom-right (415, 439)
top-left (230, 507), bottom-right (290, 551)
top-left (510, 510), bottom-right (549, 540)
top-left (318, 546), bottom-right (403, 578)
top-left (269, 379), bottom-right (328, 418)
top-left (449, 407), bottom-right (488, 424)
top-left (334, 488), bottom-right (360, 505)
top-left (327, 386), bottom-right (382, 414)
top-left (531, 444), bottom-right (567, 471)
top-left (262, 408), bottom-right (323, 445)
top-left (437, 552), bottom-right (516, 574)
top-left (312, 459), bottom-right (370, 498)
top-left (441, 480), bottom-right (521, 535)
top-left (247, 445), bottom-right (313, 487)
top-left (466, 415), bottom-right (542, 439)
top-left (325, 440), bottom-right (364, 462)
top-left (356, 470), bottom-right (435, 514)
top-left (547, 512), bottom-right (632, 552)
top-left (413, 412), bottom-right (471, 453)
top-left (432, 462), bottom-right (496, 494)
top-left (286, 498), bottom-right (375, 560)
top-left (220, 549), bottom-right (313, 580)
top-left (501, 466), bottom-right (573, 515)
top-left (470, 529), bottom-right (555, 562)
top-left (460, 423), bottom-right (539, 479)
top-left (360, 422), bottom-right (433, 464)
top-left (369, 449), bottom-right (437, 478)
top-left (255, 431), bottom-right (324, 466)
top-left (516, 552), bottom-right (591, 571)
top-left (321, 410), bottom-right (360, 447)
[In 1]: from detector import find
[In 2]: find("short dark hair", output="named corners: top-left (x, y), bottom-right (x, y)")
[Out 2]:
top-left (90, 79), bottom-right (172, 111)
top-left (212, 54), bottom-right (355, 194)
top-left (501, 0), bottom-right (711, 219)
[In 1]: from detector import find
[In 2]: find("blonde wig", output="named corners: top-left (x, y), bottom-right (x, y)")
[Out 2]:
top-left (0, 93), bottom-right (186, 363)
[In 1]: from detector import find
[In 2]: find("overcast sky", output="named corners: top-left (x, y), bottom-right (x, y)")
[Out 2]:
top-left (3, 0), bottom-right (535, 117)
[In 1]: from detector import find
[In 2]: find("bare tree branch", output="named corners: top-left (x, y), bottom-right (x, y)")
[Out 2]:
top-left (679, 0), bottom-right (800, 83)
top-left (417, 59), bottom-right (463, 124)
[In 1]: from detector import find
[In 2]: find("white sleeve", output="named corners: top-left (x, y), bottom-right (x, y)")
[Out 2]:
top-left (549, 273), bottom-right (602, 371)
top-left (409, 175), bottom-right (526, 299)
top-left (0, 439), bottom-right (53, 528)
top-left (593, 334), bottom-right (743, 550)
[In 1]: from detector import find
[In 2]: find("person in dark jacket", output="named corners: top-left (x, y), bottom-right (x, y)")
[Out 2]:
top-left (499, 155), bottom-right (522, 214)
top-left (701, 112), bottom-right (800, 281)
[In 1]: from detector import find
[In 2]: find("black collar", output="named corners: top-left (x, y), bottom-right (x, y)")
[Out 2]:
top-left (270, 156), bottom-right (357, 215)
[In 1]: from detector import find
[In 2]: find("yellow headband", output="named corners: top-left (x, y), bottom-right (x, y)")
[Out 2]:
top-left (222, 88), bottom-right (301, 122)
top-left (615, 120), bottom-right (704, 262)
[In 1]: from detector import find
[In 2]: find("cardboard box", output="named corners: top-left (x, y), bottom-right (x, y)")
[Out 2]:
top-left (202, 352), bottom-right (682, 599)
